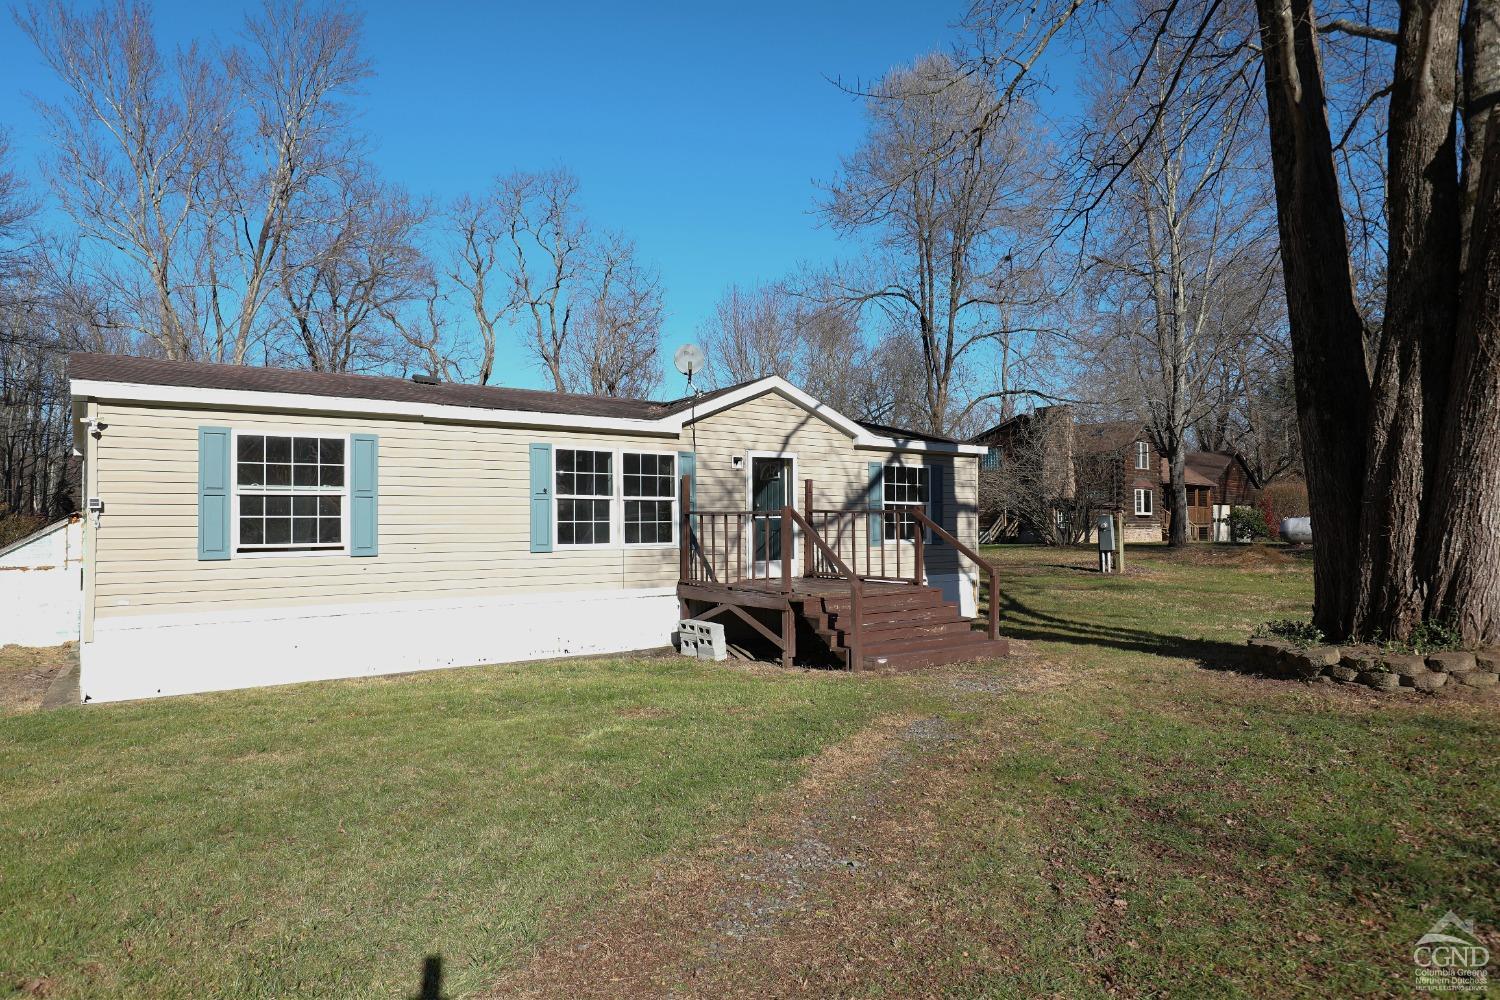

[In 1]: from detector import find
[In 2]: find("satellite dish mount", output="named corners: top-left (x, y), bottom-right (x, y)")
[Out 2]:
top-left (673, 343), bottom-right (707, 458)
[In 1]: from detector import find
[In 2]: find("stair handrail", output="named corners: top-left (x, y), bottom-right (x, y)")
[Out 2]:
top-left (783, 506), bottom-right (865, 671)
top-left (911, 508), bottom-right (1000, 642)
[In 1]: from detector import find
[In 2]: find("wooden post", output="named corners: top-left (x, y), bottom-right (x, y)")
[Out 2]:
top-left (849, 583), bottom-right (863, 671)
top-left (804, 478), bottom-right (814, 576)
top-left (780, 505), bottom-right (793, 595)
top-left (781, 506), bottom-right (795, 668)
top-left (679, 475), bottom-right (691, 583)
top-left (914, 525), bottom-right (925, 586)
top-left (1114, 511), bottom-right (1125, 574)
top-left (986, 564), bottom-right (999, 640)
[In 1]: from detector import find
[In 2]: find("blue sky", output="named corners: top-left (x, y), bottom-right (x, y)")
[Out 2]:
top-left (0, 0), bottom-right (1077, 393)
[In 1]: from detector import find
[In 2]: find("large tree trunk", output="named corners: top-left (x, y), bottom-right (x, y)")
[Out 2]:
top-left (1166, 445), bottom-right (1189, 547)
top-left (1254, 0), bottom-right (1371, 639)
top-left (1424, 68), bottom-right (1500, 638)
top-left (1351, 0), bottom-right (1463, 638)
top-left (1255, 0), bottom-right (1500, 643)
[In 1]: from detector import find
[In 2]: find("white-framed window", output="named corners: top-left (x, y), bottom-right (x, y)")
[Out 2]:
top-left (234, 431), bottom-right (346, 553)
top-left (1136, 440), bottom-right (1151, 470)
top-left (1134, 487), bottom-right (1154, 516)
top-left (883, 463), bottom-right (927, 541)
top-left (553, 447), bottom-right (677, 548)
top-left (556, 448), bottom-right (614, 546)
top-left (622, 452), bottom-right (675, 544)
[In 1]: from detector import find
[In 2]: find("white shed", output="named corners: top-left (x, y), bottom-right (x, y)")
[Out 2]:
top-left (0, 515), bottom-right (83, 647)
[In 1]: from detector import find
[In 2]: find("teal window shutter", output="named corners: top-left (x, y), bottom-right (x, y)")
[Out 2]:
top-left (867, 461), bottom-right (884, 545)
top-left (926, 463), bottom-right (945, 544)
top-left (197, 426), bottom-right (232, 561)
top-left (677, 451), bottom-right (696, 507)
top-left (677, 450), bottom-right (696, 536)
top-left (529, 443), bottom-right (553, 553)
top-left (350, 434), bottom-right (379, 557)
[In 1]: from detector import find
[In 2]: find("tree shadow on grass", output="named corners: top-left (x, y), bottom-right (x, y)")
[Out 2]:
top-left (996, 589), bottom-right (1257, 674)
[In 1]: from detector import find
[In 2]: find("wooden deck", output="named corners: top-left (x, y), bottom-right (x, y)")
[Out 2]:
top-left (677, 483), bottom-right (1007, 670)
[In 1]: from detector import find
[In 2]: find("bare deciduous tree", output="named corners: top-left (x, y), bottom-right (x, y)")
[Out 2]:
top-left (447, 193), bottom-right (506, 384)
top-left (275, 173), bottom-right (435, 373)
top-left (205, 0), bottom-right (370, 364)
top-left (969, 0), bottom-right (1500, 641)
top-left (18, 0), bottom-right (228, 358)
top-left (822, 51), bottom-right (1060, 435)
top-left (564, 232), bottom-right (663, 397)
top-left (495, 169), bottom-right (588, 392)
top-left (698, 282), bottom-right (800, 385)
top-left (1080, 5), bottom-right (1278, 547)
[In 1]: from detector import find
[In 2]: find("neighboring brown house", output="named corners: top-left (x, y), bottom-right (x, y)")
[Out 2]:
top-left (973, 407), bottom-right (1272, 544)
top-left (1161, 451), bottom-right (1263, 541)
top-left (970, 411), bottom-right (1163, 543)
top-left (1075, 420), bottom-right (1163, 542)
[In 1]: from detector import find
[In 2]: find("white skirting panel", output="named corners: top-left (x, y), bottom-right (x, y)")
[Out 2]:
top-left (80, 588), bottom-right (679, 703)
top-left (929, 569), bottom-right (979, 619)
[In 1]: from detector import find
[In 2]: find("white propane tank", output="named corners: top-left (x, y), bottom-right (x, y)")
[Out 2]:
top-left (1281, 516), bottom-right (1312, 544)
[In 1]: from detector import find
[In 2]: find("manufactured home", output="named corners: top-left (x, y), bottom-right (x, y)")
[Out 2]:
top-left (65, 354), bottom-right (1003, 702)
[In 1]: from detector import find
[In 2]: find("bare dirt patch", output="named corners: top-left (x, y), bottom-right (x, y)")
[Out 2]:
top-left (0, 643), bottom-right (76, 715)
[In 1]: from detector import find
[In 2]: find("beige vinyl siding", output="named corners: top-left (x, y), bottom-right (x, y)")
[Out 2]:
top-left (88, 388), bottom-right (976, 620)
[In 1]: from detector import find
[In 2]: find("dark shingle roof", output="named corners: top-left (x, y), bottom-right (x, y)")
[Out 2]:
top-left (70, 353), bottom-right (752, 421)
top-left (1075, 419), bottom-right (1146, 455)
top-left (856, 419), bottom-right (958, 445)
top-left (1185, 451), bottom-right (1234, 482)
top-left (69, 354), bottom-right (950, 443)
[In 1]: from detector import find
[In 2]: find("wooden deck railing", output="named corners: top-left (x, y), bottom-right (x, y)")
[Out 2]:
top-left (910, 507), bottom-right (1000, 642)
top-left (783, 505), bottom-right (865, 669)
top-left (676, 474), bottom-right (999, 665)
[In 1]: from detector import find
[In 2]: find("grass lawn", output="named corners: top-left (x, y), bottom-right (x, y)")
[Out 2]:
top-left (907, 545), bottom-right (1500, 997)
top-left (0, 654), bottom-right (928, 998)
top-left (2, 544), bottom-right (1496, 998)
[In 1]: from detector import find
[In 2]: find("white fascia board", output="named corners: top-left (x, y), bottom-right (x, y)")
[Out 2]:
top-left (856, 437), bottom-right (987, 456)
top-left (69, 379), bottom-right (678, 436)
top-left (665, 376), bottom-right (870, 439)
top-left (668, 377), bottom-right (981, 454)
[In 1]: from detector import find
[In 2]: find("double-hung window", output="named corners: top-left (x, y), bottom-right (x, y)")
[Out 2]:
top-left (553, 448), bottom-right (677, 547)
top-left (235, 433), bottom-right (345, 552)
top-left (622, 453), bottom-right (675, 544)
top-left (1134, 487), bottom-right (1154, 516)
top-left (1136, 440), bottom-right (1151, 470)
top-left (556, 449), bottom-right (613, 545)
top-left (883, 464), bottom-right (927, 541)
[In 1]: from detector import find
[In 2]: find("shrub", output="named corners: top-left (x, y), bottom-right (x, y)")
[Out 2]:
top-left (1227, 505), bottom-right (1270, 541)
top-left (1260, 480), bottom-right (1309, 539)
top-left (1254, 618), bottom-right (1326, 648)
top-left (1384, 620), bottom-right (1466, 655)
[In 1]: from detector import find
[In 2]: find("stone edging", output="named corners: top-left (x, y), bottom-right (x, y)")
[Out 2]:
top-left (1245, 639), bottom-right (1500, 695)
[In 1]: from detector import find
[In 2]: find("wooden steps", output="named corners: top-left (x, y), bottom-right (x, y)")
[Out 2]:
top-left (798, 584), bottom-right (1009, 671)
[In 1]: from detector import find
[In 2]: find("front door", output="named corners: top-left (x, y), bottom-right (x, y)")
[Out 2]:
top-left (751, 456), bottom-right (792, 576)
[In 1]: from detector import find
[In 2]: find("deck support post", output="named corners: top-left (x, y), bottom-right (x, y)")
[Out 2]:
top-left (679, 475), bottom-right (692, 584)
top-left (803, 479), bottom-right (814, 576)
top-left (781, 506), bottom-right (795, 668)
top-left (914, 526), bottom-right (924, 586)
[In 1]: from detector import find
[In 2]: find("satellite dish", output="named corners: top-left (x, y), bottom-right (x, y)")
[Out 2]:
top-left (673, 343), bottom-right (706, 378)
